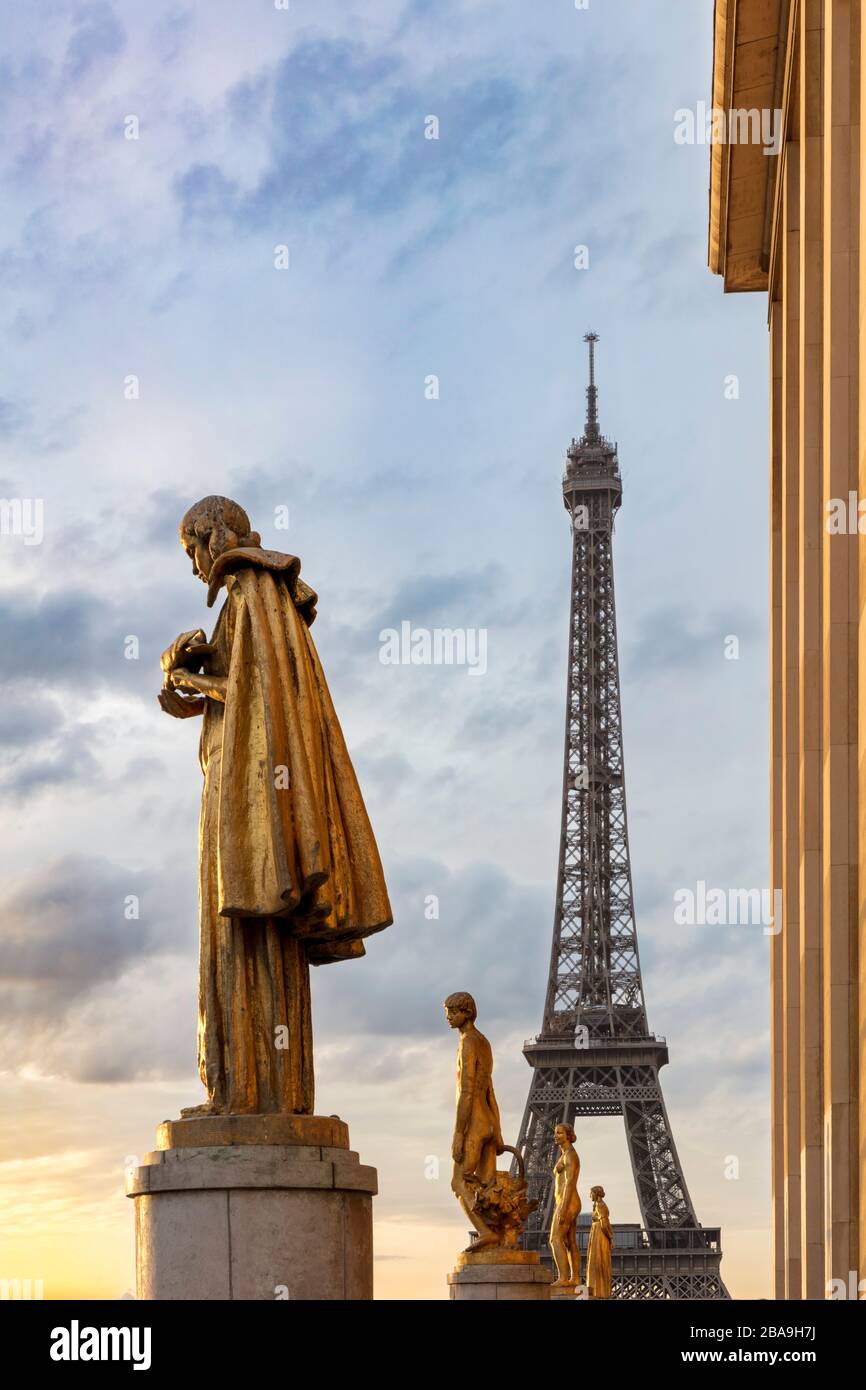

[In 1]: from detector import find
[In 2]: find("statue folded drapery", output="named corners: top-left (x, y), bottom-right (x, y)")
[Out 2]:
top-left (158, 496), bottom-right (392, 1116)
top-left (586, 1185), bottom-right (613, 1299)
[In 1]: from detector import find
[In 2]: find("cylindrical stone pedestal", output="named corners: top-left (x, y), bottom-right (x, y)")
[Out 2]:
top-left (126, 1113), bottom-right (377, 1300)
top-left (447, 1248), bottom-right (553, 1300)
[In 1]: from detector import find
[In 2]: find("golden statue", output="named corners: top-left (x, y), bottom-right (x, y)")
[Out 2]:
top-left (158, 496), bottom-right (392, 1116)
top-left (444, 992), bottom-right (536, 1253)
top-left (550, 1122), bottom-right (581, 1288)
top-left (586, 1184), bottom-right (613, 1299)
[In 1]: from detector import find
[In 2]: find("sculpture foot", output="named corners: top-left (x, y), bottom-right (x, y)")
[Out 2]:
top-left (179, 1101), bottom-right (221, 1118)
top-left (464, 1234), bottom-right (499, 1254)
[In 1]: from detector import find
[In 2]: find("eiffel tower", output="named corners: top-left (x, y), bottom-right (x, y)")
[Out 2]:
top-left (513, 334), bottom-right (728, 1300)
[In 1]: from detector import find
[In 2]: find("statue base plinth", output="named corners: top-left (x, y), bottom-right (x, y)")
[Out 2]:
top-left (127, 1113), bottom-right (376, 1300)
top-left (447, 1248), bottom-right (553, 1301)
top-left (157, 1111), bottom-right (349, 1150)
top-left (550, 1282), bottom-right (586, 1300)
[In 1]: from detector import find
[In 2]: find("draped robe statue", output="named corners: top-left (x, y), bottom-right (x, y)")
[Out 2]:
top-left (586, 1185), bottom-right (614, 1299)
top-left (158, 496), bottom-right (392, 1115)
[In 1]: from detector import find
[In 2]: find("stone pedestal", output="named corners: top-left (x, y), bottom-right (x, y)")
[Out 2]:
top-left (126, 1113), bottom-right (376, 1301)
top-left (550, 1283), bottom-right (585, 1301)
top-left (447, 1248), bottom-right (553, 1301)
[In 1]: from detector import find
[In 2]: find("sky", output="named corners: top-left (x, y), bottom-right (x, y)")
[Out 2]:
top-left (0, 0), bottom-right (771, 1300)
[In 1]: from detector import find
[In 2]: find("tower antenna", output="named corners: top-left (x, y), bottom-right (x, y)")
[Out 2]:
top-left (584, 330), bottom-right (600, 443)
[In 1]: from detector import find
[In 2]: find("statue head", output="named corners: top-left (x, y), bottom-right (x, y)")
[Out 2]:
top-left (554, 1122), bottom-right (576, 1145)
top-left (179, 496), bottom-right (261, 583)
top-left (444, 991), bottom-right (477, 1029)
top-left (590, 1184), bottom-right (605, 1201)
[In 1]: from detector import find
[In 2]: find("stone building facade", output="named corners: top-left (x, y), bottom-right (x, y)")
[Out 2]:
top-left (708, 0), bottom-right (864, 1299)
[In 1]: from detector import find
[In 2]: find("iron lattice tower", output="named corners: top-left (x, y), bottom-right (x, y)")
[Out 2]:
top-left (513, 335), bottom-right (728, 1300)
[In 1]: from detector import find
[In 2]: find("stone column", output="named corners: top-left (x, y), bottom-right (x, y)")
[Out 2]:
top-left (859, 0), bottom-right (866, 1295)
top-left (822, 0), bottom-right (859, 1296)
top-left (770, 250), bottom-right (785, 1305)
top-left (127, 1114), bottom-right (377, 1301)
top-left (798, 0), bottom-right (826, 1301)
top-left (781, 136), bottom-right (803, 1303)
top-left (447, 1249), bottom-right (553, 1301)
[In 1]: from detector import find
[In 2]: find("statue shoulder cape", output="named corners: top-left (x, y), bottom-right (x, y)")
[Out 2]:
top-left (206, 546), bottom-right (318, 624)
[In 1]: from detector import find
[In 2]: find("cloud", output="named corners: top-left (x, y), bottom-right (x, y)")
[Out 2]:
top-left (63, 2), bottom-right (126, 84)
top-left (0, 583), bottom-right (172, 699)
top-left (0, 396), bottom-right (84, 455)
top-left (456, 691), bottom-right (539, 746)
top-left (0, 588), bottom-right (111, 683)
top-left (0, 847), bottom-right (547, 1085)
top-left (0, 721), bottom-right (101, 799)
top-left (625, 603), bottom-right (762, 679)
top-left (140, 486), bottom-right (193, 550)
top-left (0, 215), bottom-right (125, 340)
top-left (352, 747), bottom-right (415, 800)
top-left (151, 6), bottom-right (194, 66)
top-left (0, 853), bottom-right (196, 1083)
top-left (174, 162), bottom-right (239, 228)
top-left (373, 565), bottom-right (502, 630)
top-left (0, 691), bottom-right (65, 747)
top-left (313, 855), bottom-right (549, 1041)
top-left (0, 396), bottom-right (28, 439)
top-left (174, 36), bottom-right (572, 253)
top-left (0, 854), bottom-right (187, 997)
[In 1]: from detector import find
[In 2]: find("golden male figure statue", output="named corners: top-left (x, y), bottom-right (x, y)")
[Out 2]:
top-left (158, 496), bottom-right (392, 1116)
top-left (550, 1121), bottom-right (582, 1288)
top-left (444, 991), bottom-right (505, 1251)
top-left (586, 1185), bottom-right (614, 1299)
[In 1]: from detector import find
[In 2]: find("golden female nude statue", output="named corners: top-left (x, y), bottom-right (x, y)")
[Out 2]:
top-left (550, 1122), bottom-right (581, 1288)
top-left (586, 1184), bottom-right (613, 1299)
top-left (158, 496), bottom-right (392, 1116)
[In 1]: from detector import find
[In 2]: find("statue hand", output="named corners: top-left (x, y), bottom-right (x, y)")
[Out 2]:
top-left (451, 1138), bottom-right (464, 1164)
top-left (158, 687), bottom-right (205, 719)
top-left (160, 630), bottom-right (210, 680)
top-left (169, 667), bottom-right (206, 694)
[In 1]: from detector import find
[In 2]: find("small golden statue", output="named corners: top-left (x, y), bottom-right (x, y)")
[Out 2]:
top-left (159, 496), bottom-right (392, 1117)
top-left (586, 1184), bottom-right (614, 1299)
top-left (444, 992), bottom-right (536, 1252)
top-left (550, 1122), bottom-right (582, 1288)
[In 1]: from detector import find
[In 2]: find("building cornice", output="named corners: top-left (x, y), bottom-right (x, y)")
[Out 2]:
top-left (708, 0), bottom-right (788, 293)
